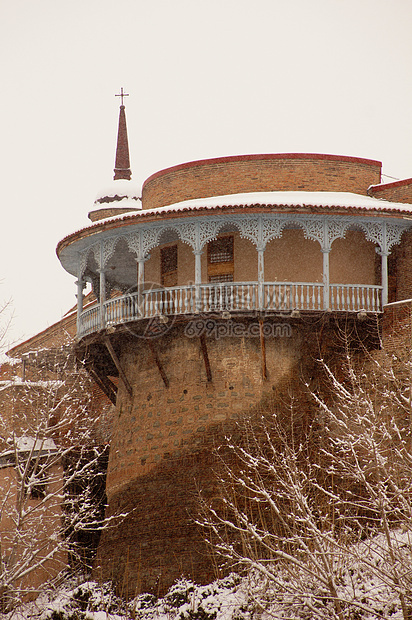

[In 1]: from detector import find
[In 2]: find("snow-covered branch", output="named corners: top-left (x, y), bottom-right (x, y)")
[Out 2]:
top-left (0, 342), bottom-right (114, 612)
top-left (199, 342), bottom-right (412, 619)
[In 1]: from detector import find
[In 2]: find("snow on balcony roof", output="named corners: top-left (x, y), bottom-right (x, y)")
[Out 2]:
top-left (95, 190), bottom-right (412, 223)
top-left (0, 378), bottom-right (64, 392)
top-left (56, 190), bottom-right (412, 266)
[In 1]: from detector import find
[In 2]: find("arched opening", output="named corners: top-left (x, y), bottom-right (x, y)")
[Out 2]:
top-left (265, 227), bottom-right (322, 283)
top-left (329, 228), bottom-right (381, 311)
top-left (330, 229), bottom-right (377, 286)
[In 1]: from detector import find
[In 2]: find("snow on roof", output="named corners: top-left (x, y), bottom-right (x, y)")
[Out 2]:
top-left (96, 190), bottom-right (412, 224)
top-left (56, 190), bottom-right (412, 266)
top-left (94, 180), bottom-right (142, 204)
top-left (0, 435), bottom-right (57, 459)
top-left (0, 378), bottom-right (64, 392)
top-left (16, 435), bottom-right (57, 452)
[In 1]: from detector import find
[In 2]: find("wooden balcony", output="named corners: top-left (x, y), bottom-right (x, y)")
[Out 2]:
top-left (77, 282), bottom-right (382, 339)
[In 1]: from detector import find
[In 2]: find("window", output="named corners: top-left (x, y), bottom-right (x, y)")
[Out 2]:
top-left (209, 273), bottom-right (234, 283)
top-left (161, 245), bottom-right (178, 287)
top-left (208, 236), bottom-right (234, 263)
top-left (207, 235), bottom-right (234, 283)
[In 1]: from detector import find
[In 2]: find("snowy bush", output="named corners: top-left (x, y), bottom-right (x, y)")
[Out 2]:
top-left (198, 344), bottom-right (412, 620)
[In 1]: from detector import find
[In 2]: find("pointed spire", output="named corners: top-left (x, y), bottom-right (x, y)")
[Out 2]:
top-left (113, 88), bottom-right (132, 181)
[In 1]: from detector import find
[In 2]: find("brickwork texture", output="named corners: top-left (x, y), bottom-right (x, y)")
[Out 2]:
top-left (142, 154), bottom-right (382, 210)
top-left (94, 316), bottom-right (371, 595)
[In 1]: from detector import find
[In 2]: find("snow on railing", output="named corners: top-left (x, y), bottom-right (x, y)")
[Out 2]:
top-left (77, 282), bottom-right (383, 338)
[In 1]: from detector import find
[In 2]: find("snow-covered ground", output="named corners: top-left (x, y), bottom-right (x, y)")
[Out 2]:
top-left (1, 549), bottom-right (410, 620)
top-left (2, 530), bottom-right (412, 619)
top-left (1, 574), bottom-right (246, 620)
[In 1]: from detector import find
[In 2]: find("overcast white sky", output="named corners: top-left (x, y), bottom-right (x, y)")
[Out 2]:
top-left (1, 0), bottom-right (412, 352)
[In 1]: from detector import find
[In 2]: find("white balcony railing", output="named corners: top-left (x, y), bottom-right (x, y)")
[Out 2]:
top-left (330, 284), bottom-right (382, 312)
top-left (77, 281), bottom-right (383, 338)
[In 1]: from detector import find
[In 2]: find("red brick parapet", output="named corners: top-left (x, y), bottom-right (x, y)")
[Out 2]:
top-left (369, 178), bottom-right (412, 204)
top-left (142, 153), bottom-right (382, 210)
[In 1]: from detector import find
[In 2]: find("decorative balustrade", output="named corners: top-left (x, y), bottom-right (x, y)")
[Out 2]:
top-left (77, 282), bottom-right (383, 338)
top-left (264, 282), bottom-right (324, 311)
top-left (78, 305), bottom-right (101, 338)
top-left (143, 285), bottom-right (196, 317)
top-left (330, 284), bottom-right (382, 312)
top-left (199, 282), bottom-right (258, 312)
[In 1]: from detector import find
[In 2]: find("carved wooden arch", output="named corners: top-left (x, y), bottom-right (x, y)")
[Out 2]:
top-left (77, 214), bottom-right (412, 278)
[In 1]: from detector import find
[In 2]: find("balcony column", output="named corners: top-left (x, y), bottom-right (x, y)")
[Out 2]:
top-left (257, 245), bottom-right (265, 311)
top-left (322, 249), bottom-right (331, 310)
top-left (379, 221), bottom-right (389, 307)
top-left (381, 252), bottom-right (389, 306)
top-left (194, 250), bottom-right (202, 312)
top-left (256, 217), bottom-right (266, 311)
top-left (137, 257), bottom-right (146, 315)
top-left (99, 268), bottom-right (106, 329)
top-left (320, 219), bottom-right (331, 311)
top-left (75, 277), bottom-right (86, 335)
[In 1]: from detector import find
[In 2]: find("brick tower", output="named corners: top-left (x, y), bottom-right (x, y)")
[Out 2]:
top-left (56, 97), bottom-right (412, 595)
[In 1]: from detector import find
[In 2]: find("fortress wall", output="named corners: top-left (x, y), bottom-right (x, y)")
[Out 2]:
top-left (0, 464), bottom-right (67, 599)
top-left (95, 319), bottom-right (321, 594)
top-left (105, 323), bottom-right (303, 493)
top-left (142, 154), bottom-right (382, 210)
top-left (382, 300), bottom-right (412, 355)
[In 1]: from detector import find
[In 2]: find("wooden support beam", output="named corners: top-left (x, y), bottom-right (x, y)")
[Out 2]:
top-left (104, 336), bottom-right (133, 398)
top-left (87, 366), bottom-right (118, 405)
top-left (259, 319), bottom-right (267, 380)
top-left (200, 333), bottom-right (212, 382)
top-left (147, 339), bottom-right (169, 388)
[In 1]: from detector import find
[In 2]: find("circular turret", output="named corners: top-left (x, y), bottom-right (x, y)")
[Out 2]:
top-left (57, 108), bottom-right (412, 596)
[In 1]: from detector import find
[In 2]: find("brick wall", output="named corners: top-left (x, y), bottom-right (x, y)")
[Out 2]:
top-left (94, 316), bottom-right (376, 595)
top-left (369, 178), bottom-right (412, 204)
top-left (142, 154), bottom-right (382, 211)
top-left (104, 321), bottom-right (305, 495)
top-left (389, 230), bottom-right (412, 302)
top-left (382, 300), bottom-right (412, 355)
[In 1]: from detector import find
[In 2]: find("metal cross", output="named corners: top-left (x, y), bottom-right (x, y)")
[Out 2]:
top-left (115, 87), bottom-right (129, 106)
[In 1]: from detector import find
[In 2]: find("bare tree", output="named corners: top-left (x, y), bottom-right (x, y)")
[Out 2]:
top-left (0, 343), bottom-right (112, 612)
top-left (199, 345), bottom-right (412, 619)
top-left (311, 349), bottom-right (412, 619)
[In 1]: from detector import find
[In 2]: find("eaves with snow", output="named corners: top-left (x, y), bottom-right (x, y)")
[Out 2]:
top-left (57, 189), bottom-right (412, 257)
top-left (94, 189), bottom-right (412, 219)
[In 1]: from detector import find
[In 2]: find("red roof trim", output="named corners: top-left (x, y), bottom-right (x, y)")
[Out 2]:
top-left (143, 153), bottom-right (382, 188)
top-left (56, 200), bottom-right (408, 256)
top-left (370, 178), bottom-right (412, 192)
